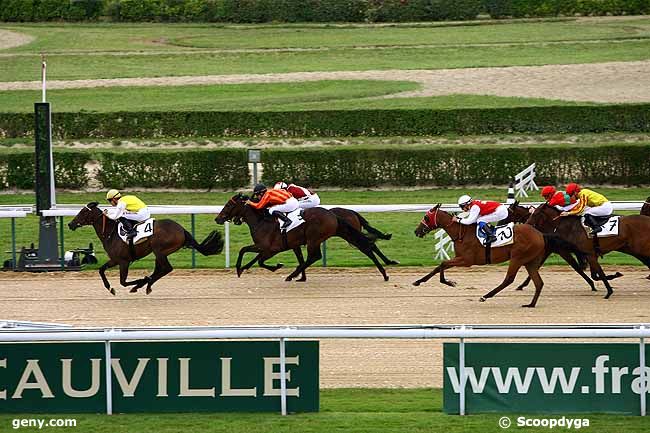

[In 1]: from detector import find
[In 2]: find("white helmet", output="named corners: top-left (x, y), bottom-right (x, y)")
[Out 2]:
top-left (273, 182), bottom-right (288, 190)
top-left (457, 195), bottom-right (472, 207)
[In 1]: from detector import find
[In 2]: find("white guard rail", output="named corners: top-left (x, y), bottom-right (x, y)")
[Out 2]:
top-left (0, 323), bottom-right (647, 416)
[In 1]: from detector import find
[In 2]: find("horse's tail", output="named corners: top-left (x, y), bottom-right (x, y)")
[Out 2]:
top-left (335, 216), bottom-right (374, 254)
top-left (184, 229), bottom-right (224, 256)
top-left (543, 234), bottom-right (587, 262)
top-left (355, 211), bottom-right (392, 241)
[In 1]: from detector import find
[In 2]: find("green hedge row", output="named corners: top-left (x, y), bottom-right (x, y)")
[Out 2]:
top-left (0, 149), bottom-right (249, 189)
top-left (1, 105), bottom-right (649, 139)
top-left (2, 145), bottom-right (649, 189)
top-left (2, 0), bottom-right (648, 22)
top-left (0, 0), bottom-right (103, 22)
top-left (261, 145), bottom-right (650, 187)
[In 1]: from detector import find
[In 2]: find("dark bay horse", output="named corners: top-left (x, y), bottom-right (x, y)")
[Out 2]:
top-left (215, 194), bottom-right (389, 281)
top-left (413, 205), bottom-right (586, 308)
top-left (526, 203), bottom-right (650, 297)
top-left (69, 202), bottom-right (224, 295)
top-left (506, 201), bottom-right (600, 292)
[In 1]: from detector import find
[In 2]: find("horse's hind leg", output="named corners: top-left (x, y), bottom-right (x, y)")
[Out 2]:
top-left (522, 261), bottom-right (545, 308)
top-left (413, 257), bottom-right (464, 286)
top-left (145, 254), bottom-right (173, 295)
top-left (480, 261), bottom-right (522, 302)
top-left (117, 262), bottom-right (149, 293)
top-left (292, 247), bottom-right (307, 282)
top-left (587, 256), bottom-right (614, 299)
top-left (99, 259), bottom-right (118, 295)
top-left (372, 244), bottom-right (400, 266)
top-left (286, 243), bottom-right (322, 282)
top-left (363, 249), bottom-right (389, 281)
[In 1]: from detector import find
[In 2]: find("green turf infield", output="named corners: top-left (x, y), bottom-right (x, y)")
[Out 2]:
top-left (0, 188), bottom-right (647, 271)
top-left (0, 388), bottom-right (647, 433)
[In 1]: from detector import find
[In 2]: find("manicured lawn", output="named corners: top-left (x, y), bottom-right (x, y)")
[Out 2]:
top-left (0, 388), bottom-right (647, 433)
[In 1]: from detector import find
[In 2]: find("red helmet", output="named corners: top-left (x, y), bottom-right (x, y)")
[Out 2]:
top-left (566, 183), bottom-right (581, 195)
top-left (541, 186), bottom-right (556, 199)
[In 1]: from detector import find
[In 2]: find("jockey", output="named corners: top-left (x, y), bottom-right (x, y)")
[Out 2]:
top-left (453, 195), bottom-right (508, 243)
top-left (561, 183), bottom-right (613, 233)
top-left (540, 185), bottom-right (556, 202)
top-left (274, 181), bottom-right (320, 209)
top-left (248, 183), bottom-right (299, 230)
top-left (547, 190), bottom-right (578, 211)
top-left (104, 189), bottom-right (150, 240)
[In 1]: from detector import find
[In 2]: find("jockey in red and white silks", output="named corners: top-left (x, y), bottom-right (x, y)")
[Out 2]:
top-left (454, 195), bottom-right (508, 226)
top-left (274, 182), bottom-right (321, 209)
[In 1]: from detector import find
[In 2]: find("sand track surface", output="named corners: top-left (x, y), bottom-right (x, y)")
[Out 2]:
top-left (2, 266), bottom-right (648, 388)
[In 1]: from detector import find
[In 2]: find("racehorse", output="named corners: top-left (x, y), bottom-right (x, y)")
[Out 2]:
top-left (69, 202), bottom-right (224, 295)
top-left (526, 203), bottom-right (650, 297)
top-left (215, 193), bottom-right (390, 281)
top-left (413, 204), bottom-right (587, 308)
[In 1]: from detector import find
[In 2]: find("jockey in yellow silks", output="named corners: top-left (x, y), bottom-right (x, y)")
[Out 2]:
top-left (104, 189), bottom-right (150, 239)
top-left (560, 183), bottom-right (612, 233)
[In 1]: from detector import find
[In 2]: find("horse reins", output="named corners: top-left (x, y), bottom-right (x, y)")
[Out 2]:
top-left (421, 208), bottom-right (464, 242)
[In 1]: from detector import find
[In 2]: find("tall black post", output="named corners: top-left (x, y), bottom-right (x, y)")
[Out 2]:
top-left (34, 102), bottom-right (60, 267)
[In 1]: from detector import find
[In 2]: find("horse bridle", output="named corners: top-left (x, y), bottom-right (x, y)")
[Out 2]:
top-left (421, 207), bottom-right (464, 241)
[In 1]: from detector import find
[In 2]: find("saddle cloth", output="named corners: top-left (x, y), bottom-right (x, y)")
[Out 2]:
top-left (278, 208), bottom-right (306, 232)
top-left (118, 218), bottom-right (155, 244)
top-left (581, 215), bottom-right (620, 238)
top-left (476, 222), bottom-right (515, 248)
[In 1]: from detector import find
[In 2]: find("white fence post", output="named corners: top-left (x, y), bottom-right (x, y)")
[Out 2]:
top-left (434, 230), bottom-right (454, 260)
top-left (104, 338), bottom-right (112, 415)
top-left (641, 325), bottom-right (646, 416)
top-left (514, 163), bottom-right (539, 198)
top-left (225, 221), bottom-right (230, 268)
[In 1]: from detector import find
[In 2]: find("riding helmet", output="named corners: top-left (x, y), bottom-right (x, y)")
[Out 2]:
top-left (106, 189), bottom-right (121, 201)
top-left (253, 184), bottom-right (267, 195)
top-left (457, 194), bottom-right (472, 207)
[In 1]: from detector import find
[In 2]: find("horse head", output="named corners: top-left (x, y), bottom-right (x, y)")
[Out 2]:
top-left (215, 193), bottom-right (248, 225)
top-left (414, 204), bottom-right (442, 238)
top-left (525, 202), bottom-right (560, 231)
top-left (508, 200), bottom-right (534, 224)
top-left (68, 202), bottom-right (102, 231)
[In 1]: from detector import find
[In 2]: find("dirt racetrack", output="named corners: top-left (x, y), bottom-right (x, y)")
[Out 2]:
top-left (1, 266), bottom-right (649, 388)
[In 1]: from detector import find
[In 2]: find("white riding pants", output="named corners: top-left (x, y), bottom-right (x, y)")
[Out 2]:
top-left (584, 201), bottom-right (613, 217)
top-left (269, 197), bottom-right (299, 214)
top-left (124, 207), bottom-right (150, 222)
top-left (297, 194), bottom-right (320, 209)
top-left (476, 205), bottom-right (509, 224)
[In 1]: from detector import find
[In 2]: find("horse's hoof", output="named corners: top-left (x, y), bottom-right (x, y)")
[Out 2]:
top-left (275, 263), bottom-right (284, 271)
top-left (604, 293), bottom-right (612, 299)
top-left (515, 286), bottom-right (524, 291)
top-left (591, 287), bottom-right (598, 292)
top-left (479, 297), bottom-right (486, 302)
top-left (297, 277), bottom-right (307, 282)
top-left (522, 304), bottom-right (535, 308)
top-left (109, 288), bottom-right (116, 296)
top-left (129, 287), bottom-right (138, 293)
top-left (614, 272), bottom-right (623, 278)
top-left (146, 287), bottom-right (152, 295)
top-left (285, 276), bottom-right (293, 282)
top-left (413, 281), bottom-right (421, 286)
top-left (388, 260), bottom-right (400, 266)
top-left (444, 280), bottom-right (456, 287)
top-left (384, 275), bottom-right (389, 282)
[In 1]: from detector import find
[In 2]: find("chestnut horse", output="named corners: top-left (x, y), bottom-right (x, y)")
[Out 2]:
top-left (69, 202), bottom-right (223, 295)
top-left (526, 203), bottom-right (650, 296)
top-left (413, 204), bottom-right (586, 308)
top-left (215, 194), bottom-right (389, 282)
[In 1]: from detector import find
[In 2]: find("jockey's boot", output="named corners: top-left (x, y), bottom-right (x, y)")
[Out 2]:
top-left (479, 222), bottom-right (497, 243)
top-left (584, 214), bottom-right (602, 234)
top-left (272, 211), bottom-right (292, 230)
top-left (120, 217), bottom-right (137, 240)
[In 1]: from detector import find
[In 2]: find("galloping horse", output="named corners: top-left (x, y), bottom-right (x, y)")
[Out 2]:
top-left (215, 194), bottom-right (389, 282)
top-left (69, 202), bottom-right (223, 295)
top-left (526, 203), bottom-right (650, 297)
top-left (413, 204), bottom-right (586, 308)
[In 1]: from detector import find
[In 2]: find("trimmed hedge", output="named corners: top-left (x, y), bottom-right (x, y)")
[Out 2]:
top-left (0, 149), bottom-right (249, 190)
top-left (1, 106), bottom-right (649, 139)
top-left (2, 145), bottom-right (649, 189)
top-left (5, 0), bottom-right (648, 23)
top-left (261, 144), bottom-right (650, 187)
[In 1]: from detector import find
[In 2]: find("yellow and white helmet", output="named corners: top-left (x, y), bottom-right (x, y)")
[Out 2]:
top-left (106, 189), bottom-right (121, 201)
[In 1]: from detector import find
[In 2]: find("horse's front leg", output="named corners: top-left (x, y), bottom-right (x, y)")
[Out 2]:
top-left (413, 257), bottom-right (466, 286)
top-left (236, 245), bottom-right (261, 277)
top-left (118, 262), bottom-right (148, 293)
top-left (98, 259), bottom-right (118, 295)
top-left (439, 269), bottom-right (456, 287)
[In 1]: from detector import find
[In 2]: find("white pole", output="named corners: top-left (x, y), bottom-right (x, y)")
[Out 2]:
top-left (104, 339), bottom-right (113, 415)
top-left (641, 325), bottom-right (646, 416)
top-left (459, 325), bottom-right (466, 416)
top-left (41, 55), bottom-right (46, 103)
top-left (225, 221), bottom-right (230, 268)
top-left (280, 338), bottom-right (287, 416)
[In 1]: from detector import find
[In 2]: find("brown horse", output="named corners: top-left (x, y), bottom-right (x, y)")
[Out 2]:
top-left (413, 204), bottom-right (586, 308)
top-left (526, 203), bottom-right (650, 296)
top-left (642, 197), bottom-right (650, 217)
top-left (215, 194), bottom-right (389, 282)
top-left (69, 202), bottom-right (223, 295)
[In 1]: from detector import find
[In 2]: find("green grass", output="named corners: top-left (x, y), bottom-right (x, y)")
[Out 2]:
top-left (0, 85), bottom-right (589, 113)
top-left (0, 188), bottom-right (647, 272)
top-left (1, 19), bottom-right (650, 82)
top-left (0, 81), bottom-right (422, 113)
top-left (0, 388), bottom-right (648, 433)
